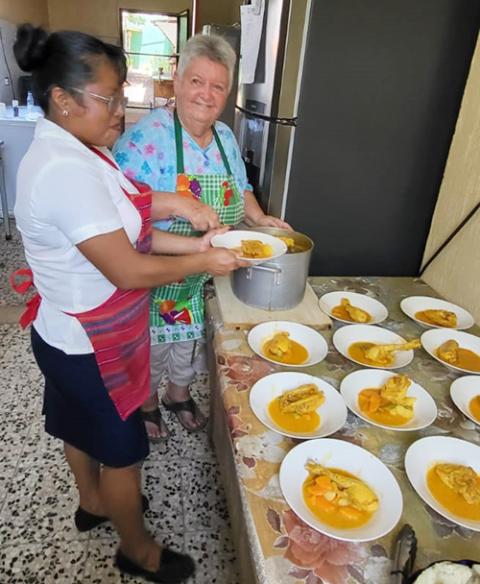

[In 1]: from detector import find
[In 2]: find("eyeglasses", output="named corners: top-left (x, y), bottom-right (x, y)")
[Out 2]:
top-left (71, 88), bottom-right (128, 112)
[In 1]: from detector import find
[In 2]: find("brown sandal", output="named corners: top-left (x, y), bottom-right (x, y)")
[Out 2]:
top-left (141, 408), bottom-right (170, 443)
top-left (161, 396), bottom-right (207, 433)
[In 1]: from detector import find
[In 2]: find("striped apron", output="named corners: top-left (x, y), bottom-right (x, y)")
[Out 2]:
top-left (10, 147), bottom-right (152, 421)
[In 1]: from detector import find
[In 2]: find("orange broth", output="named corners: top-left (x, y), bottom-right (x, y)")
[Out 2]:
top-left (348, 342), bottom-right (390, 367)
top-left (262, 338), bottom-right (309, 365)
top-left (436, 347), bottom-right (480, 372)
top-left (469, 395), bottom-right (480, 422)
top-left (303, 468), bottom-right (375, 529)
top-left (332, 304), bottom-right (372, 323)
top-left (268, 397), bottom-right (320, 433)
top-left (358, 388), bottom-right (411, 426)
top-left (427, 466), bottom-right (480, 521)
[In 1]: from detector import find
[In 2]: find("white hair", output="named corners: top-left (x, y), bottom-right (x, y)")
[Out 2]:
top-left (177, 34), bottom-right (236, 91)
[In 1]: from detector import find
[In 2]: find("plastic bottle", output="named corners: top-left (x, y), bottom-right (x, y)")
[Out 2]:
top-left (12, 99), bottom-right (19, 117)
top-left (26, 91), bottom-right (34, 114)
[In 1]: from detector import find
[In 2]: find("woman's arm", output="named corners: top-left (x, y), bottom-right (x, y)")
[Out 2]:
top-left (77, 229), bottom-right (246, 290)
top-left (152, 191), bottom-right (220, 231)
top-left (243, 190), bottom-right (292, 230)
top-left (151, 227), bottom-right (228, 255)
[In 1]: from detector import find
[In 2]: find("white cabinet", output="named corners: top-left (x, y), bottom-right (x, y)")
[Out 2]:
top-left (0, 108), bottom-right (39, 217)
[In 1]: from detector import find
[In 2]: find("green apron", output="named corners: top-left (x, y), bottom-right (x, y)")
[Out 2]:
top-left (150, 111), bottom-right (244, 344)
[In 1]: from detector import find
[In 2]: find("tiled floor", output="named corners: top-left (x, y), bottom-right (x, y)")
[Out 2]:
top-left (0, 220), bottom-right (240, 583)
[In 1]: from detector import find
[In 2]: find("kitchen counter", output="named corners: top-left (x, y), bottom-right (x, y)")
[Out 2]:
top-left (205, 277), bottom-right (480, 584)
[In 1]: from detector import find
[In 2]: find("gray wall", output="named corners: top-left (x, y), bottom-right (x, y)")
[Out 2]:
top-left (0, 19), bottom-right (23, 105)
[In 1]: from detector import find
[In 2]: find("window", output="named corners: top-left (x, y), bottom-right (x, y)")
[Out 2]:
top-left (120, 9), bottom-right (189, 108)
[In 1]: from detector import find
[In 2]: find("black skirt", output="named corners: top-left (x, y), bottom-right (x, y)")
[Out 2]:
top-left (31, 326), bottom-right (149, 467)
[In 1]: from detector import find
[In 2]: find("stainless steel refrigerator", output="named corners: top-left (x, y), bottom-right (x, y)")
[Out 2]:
top-left (234, 0), bottom-right (480, 275)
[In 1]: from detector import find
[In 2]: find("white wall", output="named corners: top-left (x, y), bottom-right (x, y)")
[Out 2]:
top-left (422, 33), bottom-right (480, 324)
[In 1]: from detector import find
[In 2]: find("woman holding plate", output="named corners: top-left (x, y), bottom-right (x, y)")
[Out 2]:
top-left (13, 25), bottom-right (245, 582)
top-left (114, 34), bottom-right (291, 440)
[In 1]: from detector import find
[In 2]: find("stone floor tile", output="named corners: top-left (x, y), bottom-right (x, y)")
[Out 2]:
top-left (0, 539), bottom-right (88, 583)
top-left (181, 459), bottom-right (230, 532)
top-left (83, 533), bottom-right (185, 583)
top-left (185, 528), bottom-right (240, 584)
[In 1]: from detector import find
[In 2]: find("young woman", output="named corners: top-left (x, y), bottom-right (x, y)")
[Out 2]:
top-left (13, 24), bottom-right (246, 583)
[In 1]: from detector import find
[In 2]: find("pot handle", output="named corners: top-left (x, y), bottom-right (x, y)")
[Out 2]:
top-left (248, 264), bottom-right (282, 275)
top-left (245, 264), bottom-right (283, 286)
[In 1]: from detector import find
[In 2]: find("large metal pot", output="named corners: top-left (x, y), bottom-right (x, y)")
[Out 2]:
top-left (231, 227), bottom-right (314, 310)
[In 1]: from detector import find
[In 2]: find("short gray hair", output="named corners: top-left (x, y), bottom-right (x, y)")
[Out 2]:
top-left (177, 34), bottom-right (236, 91)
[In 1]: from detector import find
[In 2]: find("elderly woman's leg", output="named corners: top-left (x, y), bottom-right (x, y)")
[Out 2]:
top-left (162, 340), bottom-right (207, 431)
top-left (141, 343), bottom-right (171, 441)
top-left (163, 381), bottom-right (206, 430)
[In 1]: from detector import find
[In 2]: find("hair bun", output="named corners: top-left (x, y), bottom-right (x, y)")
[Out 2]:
top-left (14, 24), bottom-right (49, 72)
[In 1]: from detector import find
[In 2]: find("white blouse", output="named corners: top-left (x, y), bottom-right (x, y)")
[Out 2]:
top-left (15, 118), bottom-right (142, 354)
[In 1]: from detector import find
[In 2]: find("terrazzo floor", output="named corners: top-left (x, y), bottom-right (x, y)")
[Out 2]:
top-left (0, 220), bottom-right (240, 583)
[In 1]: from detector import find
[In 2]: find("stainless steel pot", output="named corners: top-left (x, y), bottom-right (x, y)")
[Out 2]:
top-left (231, 227), bottom-right (314, 310)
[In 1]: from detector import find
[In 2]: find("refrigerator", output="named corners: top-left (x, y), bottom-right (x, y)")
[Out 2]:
top-left (234, 0), bottom-right (480, 275)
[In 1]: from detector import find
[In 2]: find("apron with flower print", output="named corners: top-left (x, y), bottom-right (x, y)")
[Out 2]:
top-left (150, 110), bottom-right (244, 344)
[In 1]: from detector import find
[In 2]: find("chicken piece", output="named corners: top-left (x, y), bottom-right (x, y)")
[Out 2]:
top-left (435, 463), bottom-right (480, 505)
top-left (436, 339), bottom-right (459, 364)
top-left (279, 384), bottom-right (325, 415)
top-left (240, 239), bottom-right (272, 259)
top-left (264, 332), bottom-right (292, 357)
top-left (421, 309), bottom-right (457, 328)
top-left (341, 297), bottom-right (370, 323)
top-left (380, 374), bottom-right (411, 403)
top-left (364, 339), bottom-right (421, 365)
top-left (384, 403), bottom-right (416, 419)
top-left (277, 236), bottom-right (296, 250)
top-left (305, 462), bottom-right (379, 512)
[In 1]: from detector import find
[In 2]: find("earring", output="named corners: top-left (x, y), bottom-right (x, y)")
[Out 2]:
top-left (62, 110), bottom-right (69, 117)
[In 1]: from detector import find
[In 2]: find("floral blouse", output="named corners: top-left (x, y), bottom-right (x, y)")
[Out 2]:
top-left (113, 107), bottom-right (252, 230)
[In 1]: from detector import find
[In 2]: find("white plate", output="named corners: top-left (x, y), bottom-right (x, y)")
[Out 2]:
top-left (340, 369), bottom-right (437, 431)
top-left (319, 291), bottom-right (388, 325)
top-left (333, 324), bottom-right (415, 369)
top-left (210, 230), bottom-right (287, 265)
top-left (279, 438), bottom-right (403, 542)
top-left (248, 321), bottom-right (328, 368)
top-left (405, 436), bottom-right (480, 532)
top-left (249, 372), bottom-right (347, 439)
top-left (450, 376), bottom-right (480, 426)
top-left (400, 296), bottom-right (474, 330)
top-left (421, 329), bottom-right (480, 375)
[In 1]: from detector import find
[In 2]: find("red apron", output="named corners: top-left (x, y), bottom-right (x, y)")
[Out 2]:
top-left (10, 147), bottom-right (152, 421)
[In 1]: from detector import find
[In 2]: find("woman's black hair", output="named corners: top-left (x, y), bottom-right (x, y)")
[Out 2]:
top-left (13, 24), bottom-right (127, 113)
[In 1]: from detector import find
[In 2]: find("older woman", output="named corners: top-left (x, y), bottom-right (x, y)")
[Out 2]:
top-left (13, 24), bottom-right (245, 583)
top-left (114, 34), bottom-right (290, 439)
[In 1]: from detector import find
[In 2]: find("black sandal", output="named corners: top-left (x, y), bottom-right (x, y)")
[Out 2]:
top-left (141, 408), bottom-right (170, 443)
top-left (161, 396), bottom-right (208, 433)
top-left (116, 547), bottom-right (195, 583)
top-left (75, 494), bottom-right (149, 532)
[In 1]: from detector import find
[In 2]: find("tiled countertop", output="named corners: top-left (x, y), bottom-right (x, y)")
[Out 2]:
top-left (206, 277), bottom-right (480, 584)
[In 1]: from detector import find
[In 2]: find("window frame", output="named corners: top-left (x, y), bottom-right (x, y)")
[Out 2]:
top-left (119, 8), bottom-right (190, 108)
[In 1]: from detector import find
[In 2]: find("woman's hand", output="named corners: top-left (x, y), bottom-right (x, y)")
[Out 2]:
top-left (202, 248), bottom-right (249, 276)
top-left (254, 214), bottom-right (293, 230)
top-left (243, 190), bottom-right (292, 231)
top-left (175, 195), bottom-right (221, 231)
top-left (196, 226), bottom-right (230, 252)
